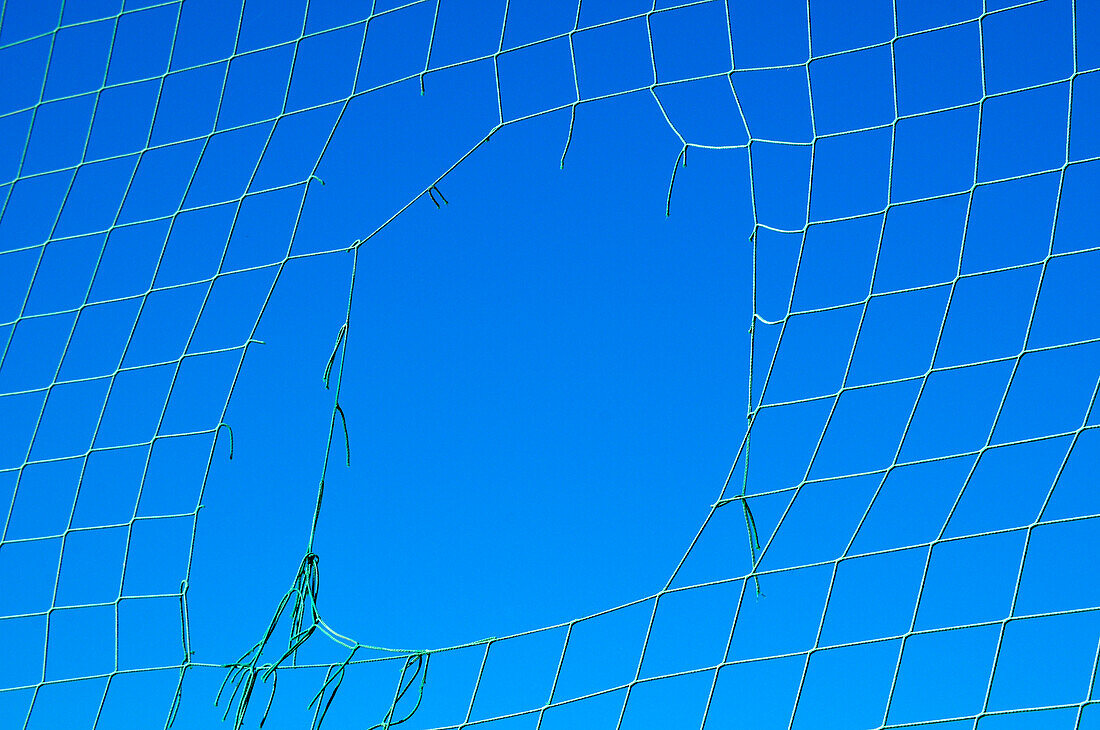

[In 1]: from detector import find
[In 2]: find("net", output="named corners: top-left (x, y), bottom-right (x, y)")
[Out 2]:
top-left (1, 0), bottom-right (1098, 728)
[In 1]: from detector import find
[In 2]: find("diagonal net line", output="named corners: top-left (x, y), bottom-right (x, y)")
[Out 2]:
top-left (0, 0), bottom-right (1097, 728)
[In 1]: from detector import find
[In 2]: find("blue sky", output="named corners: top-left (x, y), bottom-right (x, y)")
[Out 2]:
top-left (1, 0), bottom-right (1099, 729)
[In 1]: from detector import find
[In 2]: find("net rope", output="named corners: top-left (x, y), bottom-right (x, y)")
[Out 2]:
top-left (1, 0), bottom-right (1098, 728)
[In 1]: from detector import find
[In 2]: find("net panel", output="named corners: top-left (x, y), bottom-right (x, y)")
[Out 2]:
top-left (0, 0), bottom-right (1098, 729)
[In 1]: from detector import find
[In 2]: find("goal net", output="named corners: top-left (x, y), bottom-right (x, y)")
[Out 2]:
top-left (1, 0), bottom-right (1098, 728)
